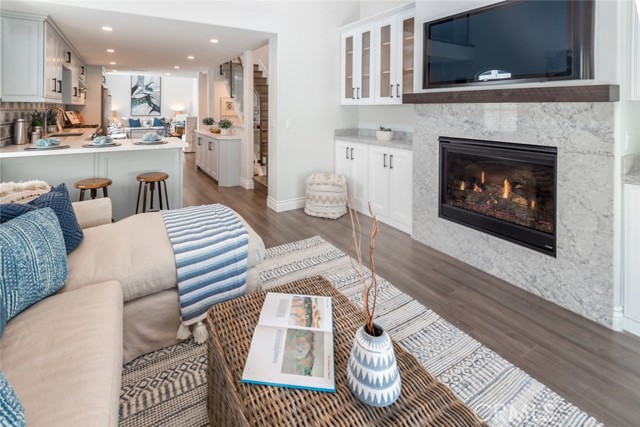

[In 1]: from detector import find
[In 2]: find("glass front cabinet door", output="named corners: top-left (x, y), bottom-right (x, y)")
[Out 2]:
top-left (341, 27), bottom-right (375, 105)
top-left (374, 12), bottom-right (414, 104)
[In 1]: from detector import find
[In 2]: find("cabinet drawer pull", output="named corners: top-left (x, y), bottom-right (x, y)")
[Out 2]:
top-left (52, 78), bottom-right (57, 92)
top-left (198, 138), bottom-right (201, 146)
top-left (57, 79), bottom-right (62, 93)
top-left (208, 140), bottom-right (212, 151)
top-left (350, 148), bottom-right (354, 160)
top-left (73, 87), bottom-right (78, 97)
top-left (390, 84), bottom-right (394, 98)
top-left (396, 84), bottom-right (400, 98)
top-left (352, 88), bottom-right (355, 100)
top-left (383, 153), bottom-right (387, 167)
top-left (390, 154), bottom-right (394, 169)
top-left (65, 51), bottom-right (71, 63)
top-left (345, 147), bottom-right (349, 159)
top-left (357, 87), bottom-right (360, 99)
top-left (81, 66), bottom-right (85, 75)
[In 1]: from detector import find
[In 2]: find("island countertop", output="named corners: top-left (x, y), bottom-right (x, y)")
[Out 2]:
top-left (0, 129), bottom-right (187, 158)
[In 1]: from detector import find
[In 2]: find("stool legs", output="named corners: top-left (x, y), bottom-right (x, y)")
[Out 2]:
top-left (103, 187), bottom-right (108, 198)
top-left (136, 182), bottom-right (143, 214)
top-left (135, 174), bottom-right (169, 214)
top-left (162, 180), bottom-right (169, 210)
top-left (79, 189), bottom-right (86, 201)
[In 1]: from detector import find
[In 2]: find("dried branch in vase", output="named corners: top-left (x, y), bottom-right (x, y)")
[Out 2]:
top-left (348, 199), bottom-right (380, 336)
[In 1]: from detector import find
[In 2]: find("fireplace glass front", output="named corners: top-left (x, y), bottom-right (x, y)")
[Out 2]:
top-left (439, 136), bottom-right (557, 255)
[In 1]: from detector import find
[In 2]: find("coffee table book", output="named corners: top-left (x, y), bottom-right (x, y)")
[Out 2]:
top-left (241, 292), bottom-right (335, 392)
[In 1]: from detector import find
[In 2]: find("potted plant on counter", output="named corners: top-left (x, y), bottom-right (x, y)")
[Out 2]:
top-left (30, 111), bottom-right (45, 140)
top-left (376, 126), bottom-right (393, 141)
top-left (219, 119), bottom-right (233, 135)
top-left (202, 117), bottom-right (215, 130)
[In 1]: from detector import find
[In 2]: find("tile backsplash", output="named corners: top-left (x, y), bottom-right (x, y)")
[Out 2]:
top-left (0, 101), bottom-right (65, 147)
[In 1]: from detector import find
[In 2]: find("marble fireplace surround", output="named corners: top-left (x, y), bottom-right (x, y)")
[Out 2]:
top-left (413, 103), bottom-right (615, 327)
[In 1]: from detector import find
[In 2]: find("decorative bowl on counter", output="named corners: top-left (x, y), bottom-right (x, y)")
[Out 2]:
top-left (376, 130), bottom-right (393, 141)
top-left (210, 128), bottom-right (221, 134)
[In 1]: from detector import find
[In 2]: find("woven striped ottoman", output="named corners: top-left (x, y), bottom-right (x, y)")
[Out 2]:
top-left (304, 173), bottom-right (347, 219)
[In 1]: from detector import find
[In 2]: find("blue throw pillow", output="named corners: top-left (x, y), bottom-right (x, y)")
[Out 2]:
top-left (0, 204), bottom-right (37, 223)
top-left (29, 184), bottom-right (83, 253)
top-left (0, 372), bottom-right (25, 427)
top-left (0, 292), bottom-right (6, 338)
top-left (153, 117), bottom-right (164, 127)
top-left (0, 208), bottom-right (68, 322)
top-left (129, 118), bottom-right (141, 127)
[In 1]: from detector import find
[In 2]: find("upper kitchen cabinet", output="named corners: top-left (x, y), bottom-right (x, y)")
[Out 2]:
top-left (339, 4), bottom-right (415, 106)
top-left (340, 26), bottom-right (375, 105)
top-left (1, 12), bottom-right (86, 103)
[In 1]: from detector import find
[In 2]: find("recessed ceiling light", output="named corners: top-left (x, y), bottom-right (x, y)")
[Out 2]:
top-left (210, 39), bottom-right (219, 44)
top-left (102, 26), bottom-right (113, 31)
top-left (109, 61), bottom-right (116, 65)
top-left (187, 55), bottom-right (194, 60)
top-left (106, 49), bottom-right (115, 53)
top-left (174, 65), bottom-right (180, 69)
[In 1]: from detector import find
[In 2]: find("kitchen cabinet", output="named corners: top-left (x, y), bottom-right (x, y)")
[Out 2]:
top-left (367, 146), bottom-right (412, 231)
top-left (194, 131), bottom-right (241, 186)
top-left (63, 49), bottom-right (86, 105)
top-left (335, 140), bottom-right (369, 212)
top-left (340, 4), bottom-right (415, 106)
top-left (1, 12), bottom-right (85, 103)
top-left (624, 183), bottom-right (640, 335)
top-left (340, 26), bottom-right (374, 105)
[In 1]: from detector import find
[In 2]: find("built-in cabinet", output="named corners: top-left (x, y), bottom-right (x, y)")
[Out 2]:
top-left (1, 12), bottom-right (87, 104)
top-left (195, 132), bottom-right (241, 187)
top-left (335, 139), bottom-right (412, 233)
top-left (624, 183), bottom-right (640, 335)
top-left (340, 4), bottom-right (415, 105)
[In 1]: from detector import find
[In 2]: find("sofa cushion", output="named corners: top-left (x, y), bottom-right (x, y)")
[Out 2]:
top-left (0, 208), bottom-right (68, 323)
top-left (0, 371), bottom-right (26, 427)
top-left (0, 184), bottom-right (84, 253)
top-left (0, 281), bottom-right (123, 427)
top-left (129, 118), bottom-right (141, 127)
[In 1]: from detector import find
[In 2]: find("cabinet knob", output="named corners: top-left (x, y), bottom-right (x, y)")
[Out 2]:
top-left (390, 154), bottom-right (394, 169)
top-left (390, 84), bottom-right (394, 98)
top-left (383, 153), bottom-right (387, 168)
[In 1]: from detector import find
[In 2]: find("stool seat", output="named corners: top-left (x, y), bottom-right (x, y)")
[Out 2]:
top-left (74, 177), bottom-right (112, 201)
top-left (135, 172), bottom-right (170, 214)
top-left (136, 172), bottom-right (169, 183)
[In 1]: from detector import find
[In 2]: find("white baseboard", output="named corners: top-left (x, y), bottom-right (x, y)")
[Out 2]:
top-left (240, 178), bottom-right (254, 190)
top-left (624, 316), bottom-right (640, 337)
top-left (267, 196), bottom-right (305, 212)
top-left (612, 306), bottom-right (624, 331)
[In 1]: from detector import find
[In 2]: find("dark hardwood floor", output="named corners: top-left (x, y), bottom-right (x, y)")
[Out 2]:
top-left (183, 153), bottom-right (640, 426)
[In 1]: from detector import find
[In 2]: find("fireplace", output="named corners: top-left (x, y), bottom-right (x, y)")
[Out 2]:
top-left (439, 136), bottom-right (557, 255)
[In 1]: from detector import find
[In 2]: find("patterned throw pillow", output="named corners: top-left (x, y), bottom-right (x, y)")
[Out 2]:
top-left (0, 372), bottom-right (25, 427)
top-left (0, 208), bottom-right (68, 321)
top-left (0, 292), bottom-right (6, 338)
top-left (153, 117), bottom-right (164, 127)
top-left (0, 183), bottom-right (84, 253)
top-left (129, 118), bottom-right (141, 127)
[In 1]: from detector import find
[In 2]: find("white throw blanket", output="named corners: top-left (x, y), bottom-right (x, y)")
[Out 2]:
top-left (160, 204), bottom-right (249, 343)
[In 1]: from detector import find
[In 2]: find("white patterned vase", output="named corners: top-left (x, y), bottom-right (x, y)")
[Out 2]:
top-left (347, 324), bottom-right (401, 407)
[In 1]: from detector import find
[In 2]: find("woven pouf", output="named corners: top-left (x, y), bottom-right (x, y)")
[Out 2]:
top-left (304, 173), bottom-right (347, 219)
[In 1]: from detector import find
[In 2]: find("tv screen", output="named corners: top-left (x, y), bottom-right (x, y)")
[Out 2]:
top-left (423, 0), bottom-right (593, 89)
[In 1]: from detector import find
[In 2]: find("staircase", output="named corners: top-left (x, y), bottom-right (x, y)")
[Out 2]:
top-left (253, 63), bottom-right (268, 191)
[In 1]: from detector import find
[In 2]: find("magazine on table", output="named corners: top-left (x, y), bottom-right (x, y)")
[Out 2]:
top-left (241, 292), bottom-right (335, 392)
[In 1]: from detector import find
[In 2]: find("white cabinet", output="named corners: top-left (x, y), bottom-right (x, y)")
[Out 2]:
top-left (367, 146), bottom-right (412, 231)
top-left (340, 26), bottom-right (375, 105)
top-left (624, 184), bottom-right (640, 335)
top-left (194, 132), bottom-right (241, 187)
top-left (340, 4), bottom-right (414, 106)
top-left (63, 49), bottom-right (85, 105)
top-left (1, 13), bottom-right (85, 103)
top-left (335, 140), bottom-right (369, 211)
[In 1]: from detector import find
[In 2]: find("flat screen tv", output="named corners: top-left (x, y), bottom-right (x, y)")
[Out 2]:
top-left (423, 0), bottom-right (594, 89)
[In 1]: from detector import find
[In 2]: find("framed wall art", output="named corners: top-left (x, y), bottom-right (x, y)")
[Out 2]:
top-left (131, 75), bottom-right (161, 116)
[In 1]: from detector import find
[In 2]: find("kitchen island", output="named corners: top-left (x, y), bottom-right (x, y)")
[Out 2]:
top-left (0, 129), bottom-right (187, 220)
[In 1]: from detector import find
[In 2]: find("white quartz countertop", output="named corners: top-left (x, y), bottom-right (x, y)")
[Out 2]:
top-left (335, 134), bottom-right (413, 151)
top-left (624, 172), bottom-right (640, 186)
top-left (0, 129), bottom-right (187, 159)
top-left (194, 129), bottom-right (242, 140)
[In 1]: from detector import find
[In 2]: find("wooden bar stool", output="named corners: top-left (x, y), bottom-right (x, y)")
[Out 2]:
top-left (75, 178), bottom-right (112, 201)
top-left (136, 172), bottom-right (169, 214)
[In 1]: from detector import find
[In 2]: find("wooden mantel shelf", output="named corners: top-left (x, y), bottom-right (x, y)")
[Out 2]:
top-left (403, 84), bottom-right (619, 104)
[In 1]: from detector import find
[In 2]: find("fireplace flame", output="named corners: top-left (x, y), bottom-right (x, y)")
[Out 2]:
top-left (502, 179), bottom-right (511, 199)
top-left (481, 171), bottom-right (485, 185)
top-left (460, 181), bottom-right (465, 191)
top-left (473, 183), bottom-right (482, 193)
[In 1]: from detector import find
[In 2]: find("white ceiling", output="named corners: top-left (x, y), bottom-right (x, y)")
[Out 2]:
top-left (2, 1), bottom-right (272, 78)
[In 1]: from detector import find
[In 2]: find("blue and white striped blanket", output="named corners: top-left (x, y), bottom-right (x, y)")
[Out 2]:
top-left (161, 204), bottom-right (248, 343)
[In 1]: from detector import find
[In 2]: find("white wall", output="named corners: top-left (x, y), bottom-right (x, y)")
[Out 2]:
top-left (105, 73), bottom-right (197, 122)
top-left (360, 0), bottom-right (413, 19)
top-left (253, 44), bottom-right (269, 71)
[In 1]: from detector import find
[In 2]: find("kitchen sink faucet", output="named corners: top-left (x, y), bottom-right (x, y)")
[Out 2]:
top-left (43, 107), bottom-right (66, 136)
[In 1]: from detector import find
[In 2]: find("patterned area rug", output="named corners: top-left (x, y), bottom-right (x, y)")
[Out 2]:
top-left (119, 236), bottom-right (602, 427)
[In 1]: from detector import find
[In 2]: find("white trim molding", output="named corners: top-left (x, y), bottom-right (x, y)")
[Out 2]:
top-left (267, 196), bottom-right (306, 212)
top-left (240, 178), bottom-right (254, 190)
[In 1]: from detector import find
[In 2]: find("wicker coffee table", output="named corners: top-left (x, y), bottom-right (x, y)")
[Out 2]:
top-left (206, 276), bottom-right (487, 427)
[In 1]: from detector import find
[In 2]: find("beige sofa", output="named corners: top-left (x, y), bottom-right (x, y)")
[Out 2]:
top-left (0, 198), bottom-right (265, 426)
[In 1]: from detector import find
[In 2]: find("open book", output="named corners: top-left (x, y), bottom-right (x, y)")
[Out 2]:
top-left (241, 292), bottom-right (335, 392)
